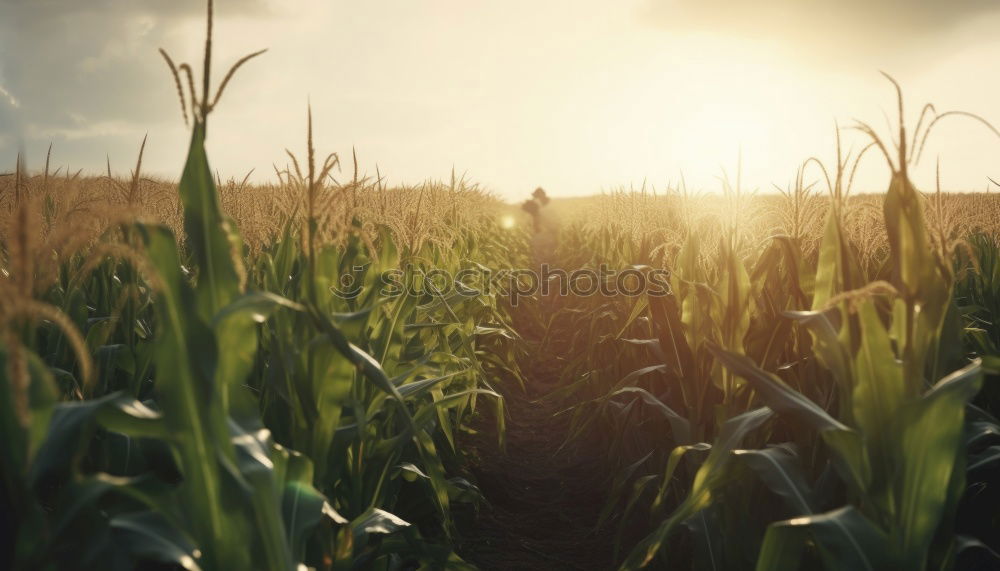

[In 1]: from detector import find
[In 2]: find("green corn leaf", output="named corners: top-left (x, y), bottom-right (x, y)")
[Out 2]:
top-left (623, 408), bottom-right (773, 569)
top-left (820, 428), bottom-right (872, 498)
top-left (0, 347), bottom-right (58, 470)
top-left (177, 124), bottom-right (244, 320)
top-left (649, 294), bottom-right (695, 380)
top-left (755, 506), bottom-right (892, 571)
top-left (811, 210), bottom-right (863, 312)
top-left (29, 392), bottom-right (166, 490)
top-left (50, 474), bottom-right (177, 539)
top-left (734, 445), bottom-right (816, 516)
top-left (212, 291), bottom-right (304, 408)
top-left (274, 447), bottom-right (336, 562)
top-left (138, 223), bottom-right (247, 570)
top-left (851, 299), bottom-right (906, 488)
top-left (351, 508), bottom-right (411, 542)
top-left (785, 309), bottom-right (853, 397)
top-left (613, 387), bottom-right (692, 444)
top-left (110, 511), bottom-right (203, 571)
top-left (707, 342), bottom-right (848, 433)
top-left (894, 360), bottom-right (982, 568)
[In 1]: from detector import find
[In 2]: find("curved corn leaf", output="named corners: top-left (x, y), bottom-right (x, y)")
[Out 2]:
top-left (707, 342), bottom-right (847, 433)
top-left (622, 408), bottom-right (773, 569)
top-left (755, 506), bottom-right (891, 571)
top-left (734, 445), bottom-right (816, 516)
top-left (177, 123), bottom-right (244, 320)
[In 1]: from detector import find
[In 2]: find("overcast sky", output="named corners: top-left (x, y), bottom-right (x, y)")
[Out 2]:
top-left (2, 0), bottom-right (1000, 199)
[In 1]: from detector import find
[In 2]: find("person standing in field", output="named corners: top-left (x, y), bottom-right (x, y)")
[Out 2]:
top-left (522, 187), bottom-right (557, 262)
top-left (521, 187), bottom-right (550, 233)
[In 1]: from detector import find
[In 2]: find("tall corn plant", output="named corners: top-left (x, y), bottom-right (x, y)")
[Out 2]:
top-left (249, 117), bottom-right (517, 566)
top-left (550, 176), bottom-right (778, 567)
top-left (608, 80), bottom-right (998, 570)
top-left (610, 204), bottom-right (775, 569)
top-left (708, 78), bottom-right (994, 570)
top-left (43, 2), bottom-right (337, 569)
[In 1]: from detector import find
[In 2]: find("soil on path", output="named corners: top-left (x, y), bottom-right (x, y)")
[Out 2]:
top-left (456, 219), bottom-right (617, 570)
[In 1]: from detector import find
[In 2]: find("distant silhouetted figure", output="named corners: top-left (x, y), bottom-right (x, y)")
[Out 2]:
top-left (522, 187), bottom-right (549, 233)
top-left (532, 186), bottom-right (550, 206)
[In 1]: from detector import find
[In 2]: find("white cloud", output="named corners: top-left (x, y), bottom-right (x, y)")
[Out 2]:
top-left (640, 0), bottom-right (1000, 63)
top-left (27, 118), bottom-right (143, 141)
top-left (0, 85), bottom-right (18, 108)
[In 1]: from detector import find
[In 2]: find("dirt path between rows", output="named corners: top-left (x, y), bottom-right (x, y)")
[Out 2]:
top-left (457, 323), bottom-right (616, 570)
top-left (457, 227), bottom-right (618, 570)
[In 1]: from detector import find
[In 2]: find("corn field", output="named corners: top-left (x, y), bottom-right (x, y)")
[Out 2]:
top-left (4, 3), bottom-right (1000, 571)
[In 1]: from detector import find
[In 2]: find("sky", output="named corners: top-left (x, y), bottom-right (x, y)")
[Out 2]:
top-left (2, 0), bottom-right (1000, 200)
